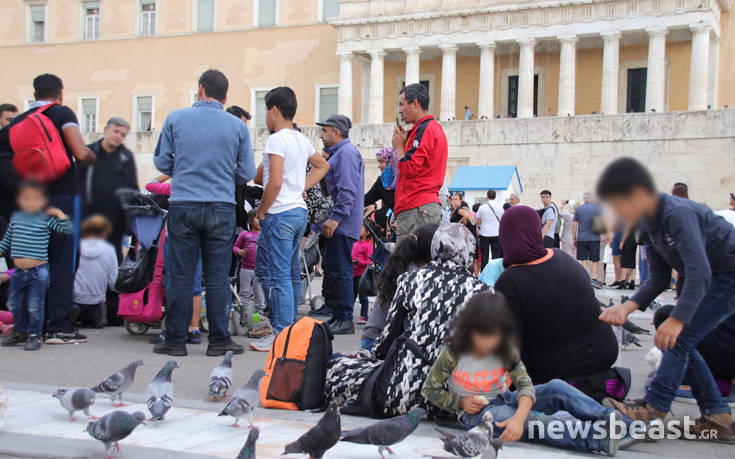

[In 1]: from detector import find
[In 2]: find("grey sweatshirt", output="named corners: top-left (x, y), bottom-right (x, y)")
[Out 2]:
top-left (72, 238), bottom-right (118, 305)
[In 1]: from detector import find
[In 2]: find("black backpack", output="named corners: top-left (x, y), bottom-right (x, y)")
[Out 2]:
top-left (114, 241), bottom-right (157, 293)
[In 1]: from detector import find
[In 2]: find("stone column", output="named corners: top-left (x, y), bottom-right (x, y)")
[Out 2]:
top-left (403, 46), bottom-right (421, 86)
top-left (439, 44), bottom-right (458, 121)
top-left (517, 38), bottom-right (536, 119)
top-left (688, 24), bottom-right (711, 111)
top-left (360, 60), bottom-right (370, 123)
top-left (708, 35), bottom-right (720, 109)
top-left (644, 28), bottom-right (667, 112)
top-left (600, 31), bottom-right (621, 114)
top-left (368, 49), bottom-right (385, 124)
top-left (557, 35), bottom-right (577, 116)
top-left (477, 42), bottom-right (496, 119)
top-left (337, 51), bottom-right (353, 117)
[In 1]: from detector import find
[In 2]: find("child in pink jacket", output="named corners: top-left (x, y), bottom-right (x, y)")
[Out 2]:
top-left (352, 224), bottom-right (373, 324)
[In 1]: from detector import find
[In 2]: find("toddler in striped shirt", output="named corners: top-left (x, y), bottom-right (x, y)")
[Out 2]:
top-left (0, 182), bottom-right (72, 350)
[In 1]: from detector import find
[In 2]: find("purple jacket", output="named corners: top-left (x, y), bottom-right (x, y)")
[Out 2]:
top-left (326, 138), bottom-right (364, 240)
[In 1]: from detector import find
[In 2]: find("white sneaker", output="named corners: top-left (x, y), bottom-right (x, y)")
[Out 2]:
top-left (249, 333), bottom-right (275, 352)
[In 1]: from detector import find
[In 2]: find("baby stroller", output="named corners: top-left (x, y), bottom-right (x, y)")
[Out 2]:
top-left (358, 211), bottom-right (393, 297)
top-left (114, 189), bottom-right (167, 336)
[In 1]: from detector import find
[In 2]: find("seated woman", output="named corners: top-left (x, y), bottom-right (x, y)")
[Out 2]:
top-left (493, 206), bottom-right (619, 396)
top-left (327, 223), bottom-right (490, 418)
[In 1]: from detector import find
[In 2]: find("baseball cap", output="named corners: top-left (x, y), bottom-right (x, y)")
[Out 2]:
top-left (316, 114), bottom-right (352, 135)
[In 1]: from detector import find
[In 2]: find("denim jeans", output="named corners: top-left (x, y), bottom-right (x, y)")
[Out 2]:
top-left (645, 271), bottom-right (735, 415)
top-left (8, 264), bottom-right (50, 336)
top-left (324, 232), bottom-right (356, 322)
top-left (46, 194), bottom-right (81, 333)
top-left (255, 208), bottom-right (307, 333)
top-left (165, 202), bottom-right (235, 347)
top-left (460, 379), bottom-right (624, 453)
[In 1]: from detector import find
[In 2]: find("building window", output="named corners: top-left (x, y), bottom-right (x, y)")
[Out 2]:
top-left (253, 89), bottom-right (270, 128)
top-left (189, 90), bottom-right (198, 106)
top-left (197, 0), bottom-right (215, 31)
top-left (321, 0), bottom-right (339, 21)
top-left (257, 0), bottom-right (277, 27)
top-left (80, 98), bottom-right (98, 133)
top-left (29, 4), bottom-right (46, 43)
top-left (626, 68), bottom-right (647, 113)
top-left (316, 86), bottom-right (338, 123)
top-left (507, 75), bottom-right (539, 118)
top-left (134, 95), bottom-right (154, 131)
top-left (83, 1), bottom-right (100, 40)
top-left (140, 0), bottom-right (156, 36)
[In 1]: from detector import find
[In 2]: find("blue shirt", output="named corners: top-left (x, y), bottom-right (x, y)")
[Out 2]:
top-left (0, 211), bottom-right (73, 261)
top-left (153, 100), bottom-right (255, 204)
top-left (573, 202), bottom-right (602, 242)
top-left (326, 138), bottom-right (364, 240)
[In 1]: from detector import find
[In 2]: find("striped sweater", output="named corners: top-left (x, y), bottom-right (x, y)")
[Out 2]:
top-left (0, 211), bottom-right (73, 262)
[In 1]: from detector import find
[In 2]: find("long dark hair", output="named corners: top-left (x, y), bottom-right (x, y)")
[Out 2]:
top-left (448, 291), bottom-right (519, 366)
top-left (377, 223), bottom-right (439, 310)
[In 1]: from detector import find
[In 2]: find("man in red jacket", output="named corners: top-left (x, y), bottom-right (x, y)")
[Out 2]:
top-left (391, 83), bottom-right (448, 242)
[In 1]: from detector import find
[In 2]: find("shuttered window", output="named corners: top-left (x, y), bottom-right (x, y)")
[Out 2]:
top-left (258, 0), bottom-right (277, 27)
top-left (30, 5), bottom-right (46, 43)
top-left (198, 0), bottom-right (215, 32)
top-left (322, 0), bottom-right (340, 21)
top-left (318, 87), bottom-right (338, 123)
top-left (255, 90), bottom-right (269, 128)
top-left (81, 98), bottom-right (98, 133)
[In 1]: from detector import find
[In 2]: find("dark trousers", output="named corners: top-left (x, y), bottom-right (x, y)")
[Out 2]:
top-left (165, 202), bottom-right (235, 347)
top-left (479, 235), bottom-right (503, 270)
top-left (352, 276), bottom-right (369, 318)
top-left (46, 194), bottom-right (81, 333)
top-left (324, 233), bottom-right (356, 322)
top-left (543, 236), bottom-right (555, 248)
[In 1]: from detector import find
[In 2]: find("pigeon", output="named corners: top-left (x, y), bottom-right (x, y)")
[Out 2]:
top-left (209, 350), bottom-right (234, 401)
top-left (236, 426), bottom-right (260, 459)
top-left (430, 411), bottom-right (503, 459)
top-left (623, 320), bottom-right (650, 335)
top-left (146, 360), bottom-right (179, 421)
top-left (340, 407), bottom-right (426, 458)
top-left (645, 346), bottom-right (662, 371)
top-left (86, 410), bottom-right (146, 459)
top-left (91, 359), bottom-right (144, 407)
top-left (283, 397), bottom-right (343, 459)
top-left (219, 369), bottom-right (265, 428)
top-left (53, 388), bottom-right (97, 421)
top-left (620, 327), bottom-right (642, 349)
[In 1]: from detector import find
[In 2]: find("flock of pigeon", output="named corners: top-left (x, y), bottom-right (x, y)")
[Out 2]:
top-left (50, 352), bottom-right (503, 459)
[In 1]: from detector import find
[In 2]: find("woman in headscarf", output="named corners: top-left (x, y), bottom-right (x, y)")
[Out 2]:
top-left (493, 206), bottom-right (620, 400)
top-left (326, 223), bottom-right (490, 418)
top-left (364, 147), bottom-right (398, 231)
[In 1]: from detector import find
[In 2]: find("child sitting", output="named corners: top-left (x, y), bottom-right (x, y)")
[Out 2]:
top-left (352, 223), bottom-right (373, 324)
top-left (422, 291), bottom-right (627, 456)
top-left (72, 215), bottom-right (118, 329)
top-left (0, 182), bottom-right (72, 350)
top-left (234, 210), bottom-right (265, 317)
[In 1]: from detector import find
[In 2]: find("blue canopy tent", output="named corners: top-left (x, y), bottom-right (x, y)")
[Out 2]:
top-left (449, 165), bottom-right (523, 205)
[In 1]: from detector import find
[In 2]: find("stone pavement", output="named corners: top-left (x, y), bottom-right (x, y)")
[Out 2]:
top-left (0, 282), bottom-right (732, 458)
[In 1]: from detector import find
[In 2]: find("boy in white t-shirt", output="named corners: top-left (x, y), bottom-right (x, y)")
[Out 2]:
top-left (250, 87), bottom-right (329, 351)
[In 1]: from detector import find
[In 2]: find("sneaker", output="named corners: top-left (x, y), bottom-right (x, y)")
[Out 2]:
top-left (249, 334), bottom-right (275, 352)
top-left (329, 320), bottom-right (355, 335)
top-left (590, 280), bottom-right (603, 289)
top-left (357, 316), bottom-right (367, 325)
top-left (598, 410), bottom-right (623, 456)
top-left (153, 341), bottom-right (187, 356)
top-left (24, 335), bottom-right (42, 351)
top-left (2, 331), bottom-right (28, 347)
top-left (45, 330), bottom-right (88, 345)
top-left (610, 281), bottom-right (622, 288)
top-left (308, 306), bottom-right (334, 317)
top-left (603, 397), bottom-right (666, 422)
top-left (627, 282), bottom-right (636, 290)
top-left (187, 330), bottom-right (202, 344)
top-left (247, 326), bottom-right (272, 338)
top-left (685, 414), bottom-right (735, 443)
top-left (207, 339), bottom-right (245, 356)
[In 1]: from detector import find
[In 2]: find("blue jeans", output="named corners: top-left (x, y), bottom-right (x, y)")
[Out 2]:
top-left (165, 202), bottom-right (235, 347)
top-left (164, 240), bottom-right (203, 296)
top-left (255, 208), bottom-right (307, 333)
top-left (460, 379), bottom-right (623, 453)
top-left (324, 232), bottom-right (356, 322)
top-left (638, 247), bottom-right (649, 284)
top-left (46, 194), bottom-right (81, 333)
top-left (8, 264), bottom-right (50, 336)
top-left (645, 271), bottom-right (735, 415)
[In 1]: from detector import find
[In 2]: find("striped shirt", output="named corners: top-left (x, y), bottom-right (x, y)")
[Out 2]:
top-left (0, 211), bottom-right (73, 261)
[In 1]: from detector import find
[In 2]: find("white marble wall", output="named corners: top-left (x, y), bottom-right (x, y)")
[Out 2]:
top-left (89, 110), bottom-right (735, 211)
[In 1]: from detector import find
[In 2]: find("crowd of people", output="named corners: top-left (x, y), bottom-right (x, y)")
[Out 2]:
top-left (1, 69), bottom-right (735, 452)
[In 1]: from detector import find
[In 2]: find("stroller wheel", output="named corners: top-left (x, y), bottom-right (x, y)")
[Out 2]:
top-left (125, 321), bottom-right (151, 336)
top-left (309, 296), bottom-right (325, 312)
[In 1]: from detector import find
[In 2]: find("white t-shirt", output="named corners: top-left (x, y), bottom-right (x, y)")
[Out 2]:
top-left (262, 129), bottom-right (313, 215)
top-left (476, 200), bottom-right (504, 237)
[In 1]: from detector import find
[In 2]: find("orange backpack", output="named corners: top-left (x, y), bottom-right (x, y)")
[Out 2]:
top-left (260, 317), bottom-right (333, 410)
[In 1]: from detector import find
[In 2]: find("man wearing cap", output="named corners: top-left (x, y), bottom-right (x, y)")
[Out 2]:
top-left (317, 114), bottom-right (365, 335)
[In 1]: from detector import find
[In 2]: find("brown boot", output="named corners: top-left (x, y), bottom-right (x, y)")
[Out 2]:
top-left (687, 414), bottom-right (735, 443)
top-left (602, 398), bottom-right (667, 422)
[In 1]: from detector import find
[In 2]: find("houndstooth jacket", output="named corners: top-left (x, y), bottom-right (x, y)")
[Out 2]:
top-left (326, 259), bottom-right (491, 417)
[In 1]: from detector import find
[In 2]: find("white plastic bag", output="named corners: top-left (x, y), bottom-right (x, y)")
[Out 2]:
top-left (603, 245), bottom-right (613, 264)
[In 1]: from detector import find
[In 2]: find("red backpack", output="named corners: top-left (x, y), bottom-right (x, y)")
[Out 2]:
top-left (9, 103), bottom-right (71, 183)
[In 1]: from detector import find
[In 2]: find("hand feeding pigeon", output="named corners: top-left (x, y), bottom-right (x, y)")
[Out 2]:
top-left (236, 426), bottom-right (260, 459)
top-left (91, 359), bottom-right (144, 407)
top-left (146, 360), bottom-right (179, 421)
top-left (86, 410), bottom-right (146, 459)
top-left (429, 411), bottom-right (504, 459)
top-left (209, 350), bottom-right (234, 401)
top-left (283, 397), bottom-right (343, 459)
top-left (620, 327), bottom-right (642, 349)
top-left (53, 388), bottom-right (97, 421)
top-left (340, 407), bottom-right (426, 459)
top-left (219, 369), bottom-right (265, 428)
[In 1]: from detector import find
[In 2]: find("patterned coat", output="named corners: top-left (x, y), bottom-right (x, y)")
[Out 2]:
top-left (326, 260), bottom-right (490, 417)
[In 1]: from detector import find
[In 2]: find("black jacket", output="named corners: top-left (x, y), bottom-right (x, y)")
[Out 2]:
top-left (79, 140), bottom-right (138, 223)
top-left (364, 175), bottom-right (395, 211)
